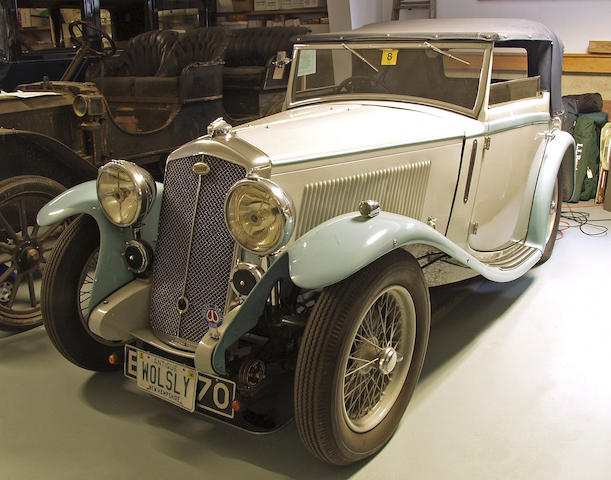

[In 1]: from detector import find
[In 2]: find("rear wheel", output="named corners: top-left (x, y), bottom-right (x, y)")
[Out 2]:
top-left (42, 215), bottom-right (121, 371)
top-left (538, 175), bottom-right (561, 265)
top-left (0, 176), bottom-right (66, 330)
top-left (294, 250), bottom-right (430, 465)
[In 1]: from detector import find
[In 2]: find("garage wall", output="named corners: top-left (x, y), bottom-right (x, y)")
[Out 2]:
top-left (332, 0), bottom-right (611, 54)
top-left (437, 0), bottom-right (611, 54)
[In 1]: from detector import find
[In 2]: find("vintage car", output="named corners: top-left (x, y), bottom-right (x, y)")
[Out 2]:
top-left (38, 19), bottom-right (575, 465)
top-left (0, 1), bottom-right (304, 330)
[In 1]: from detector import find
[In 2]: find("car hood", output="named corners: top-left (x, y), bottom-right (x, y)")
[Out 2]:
top-left (234, 102), bottom-right (478, 166)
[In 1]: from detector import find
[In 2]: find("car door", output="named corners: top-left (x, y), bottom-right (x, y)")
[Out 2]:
top-left (467, 47), bottom-right (550, 252)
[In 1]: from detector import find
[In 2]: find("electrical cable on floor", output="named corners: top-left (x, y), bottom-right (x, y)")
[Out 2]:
top-left (560, 203), bottom-right (610, 237)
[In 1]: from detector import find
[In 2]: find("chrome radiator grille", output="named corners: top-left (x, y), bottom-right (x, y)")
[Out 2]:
top-left (149, 155), bottom-right (245, 344)
top-left (296, 160), bottom-right (431, 237)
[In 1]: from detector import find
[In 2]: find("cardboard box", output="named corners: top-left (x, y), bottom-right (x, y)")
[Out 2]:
top-left (254, 0), bottom-right (267, 11)
top-left (217, 0), bottom-right (252, 13)
top-left (280, 0), bottom-right (292, 9)
top-left (266, 0), bottom-right (280, 10)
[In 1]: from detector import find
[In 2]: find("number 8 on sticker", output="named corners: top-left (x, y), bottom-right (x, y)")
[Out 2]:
top-left (381, 49), bottom-right (398, 66)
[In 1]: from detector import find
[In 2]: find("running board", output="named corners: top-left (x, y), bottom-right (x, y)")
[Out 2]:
top-left (471, 243), bottom-right (539, 271)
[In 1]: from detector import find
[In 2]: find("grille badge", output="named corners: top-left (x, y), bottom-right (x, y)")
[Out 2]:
top-left (193, 162), bottom-right (211, 176)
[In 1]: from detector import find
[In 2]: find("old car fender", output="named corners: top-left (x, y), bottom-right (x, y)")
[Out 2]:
top-left (526, 129), bottom-right (575, 248)
top-left (0, 129), bottom-right (97, 185)
top-left (288, 211), bottom-right (539, 290)
top-left (208, 211), bottom-right (541, 374)
top-left (37, 180), bottom-right (164, 311)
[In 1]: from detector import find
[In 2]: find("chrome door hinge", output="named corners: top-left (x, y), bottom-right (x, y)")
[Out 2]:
top-left (483, 136), bottom-right (491, 151)
top-left (470, 221), bottom-right (479, 235)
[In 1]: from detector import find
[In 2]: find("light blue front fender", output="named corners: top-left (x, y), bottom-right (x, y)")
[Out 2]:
top-left (37, 180), bottom-right (164, 311)
top-left (213, 210), bottom-right (540, 374)
top-left (287, 211), bottom-right (539, 289)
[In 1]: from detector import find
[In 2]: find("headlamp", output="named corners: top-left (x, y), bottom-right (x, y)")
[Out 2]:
top-left (225, 178), bottom-right (294, 255)
top-left (97, 160), bottom-right (156, 227)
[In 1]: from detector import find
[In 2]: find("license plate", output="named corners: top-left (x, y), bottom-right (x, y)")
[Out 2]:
top-left (124, 346), bottom-right (236, 419)
top-left (195, 373), bottom-right (236, 419)
top-left (130, 347), bottom-right (197, 412)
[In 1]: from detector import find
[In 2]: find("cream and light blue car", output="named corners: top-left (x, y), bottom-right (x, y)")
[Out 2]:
top-left (38, 18), bottom-right (575, 465)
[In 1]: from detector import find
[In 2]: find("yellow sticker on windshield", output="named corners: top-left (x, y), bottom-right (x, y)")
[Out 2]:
top-left (381, 49), bottom-right (398, 66)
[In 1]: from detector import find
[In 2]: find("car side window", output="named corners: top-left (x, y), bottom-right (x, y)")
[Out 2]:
top-left (489, 47), bottom-right (540, 105)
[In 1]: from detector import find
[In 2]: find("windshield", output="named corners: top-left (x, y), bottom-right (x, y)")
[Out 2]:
top-left (290, 42), bottom-right (488, 115)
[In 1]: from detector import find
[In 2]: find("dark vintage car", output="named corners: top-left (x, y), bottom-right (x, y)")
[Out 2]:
top-left (0, 1), bottom-right (305, 330)
top-left (38, 19), bottom-right (575, 465)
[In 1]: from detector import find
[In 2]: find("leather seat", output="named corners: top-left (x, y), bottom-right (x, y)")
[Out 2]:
top-left (89, 30), bottom-right (178, 78)
top-left (158, 27), bottom-right (229, 76)
top-left (223, 26), bottom-right (309, 116)
top-left (90, 28), bottom-right (230, 102)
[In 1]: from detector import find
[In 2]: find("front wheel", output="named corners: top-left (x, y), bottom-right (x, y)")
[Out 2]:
top-left (42, 215), bottom-right (122, 371)
top-left (294, 249), bottom-right (430, 465)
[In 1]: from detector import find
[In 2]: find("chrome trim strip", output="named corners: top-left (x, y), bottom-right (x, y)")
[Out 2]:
top-left (463, 139), bottom-right (478, 203)
top-left (167, 132), bottom-right (271, 178)
top-left (176, 172), bottom-right (203, 335)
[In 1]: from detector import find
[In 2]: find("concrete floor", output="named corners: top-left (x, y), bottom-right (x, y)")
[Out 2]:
top-left (1, 204), bottom-right (610, 480)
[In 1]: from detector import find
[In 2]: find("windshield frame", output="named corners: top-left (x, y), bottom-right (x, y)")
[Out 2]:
top-left (286, 40), bottom-right (492, 118)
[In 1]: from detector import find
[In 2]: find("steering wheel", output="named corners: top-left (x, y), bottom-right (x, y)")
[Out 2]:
top-left (337, 75), bottom-right (388, 94)
top-left (68, 20), bottom-right (116, 57)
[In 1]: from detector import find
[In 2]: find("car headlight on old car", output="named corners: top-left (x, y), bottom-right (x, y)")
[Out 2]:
top-left (225, 178), bottom-right (294, 255)
top-left (97, 160), bottom-right (156, 227)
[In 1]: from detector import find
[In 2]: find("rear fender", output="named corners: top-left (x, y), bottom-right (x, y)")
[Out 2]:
top-left (526, 130), bottom-right (574, 248)
top-left (37, 180), bottom-right (164, 310)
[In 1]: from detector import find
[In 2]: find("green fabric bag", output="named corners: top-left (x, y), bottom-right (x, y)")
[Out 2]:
top-left (570, 116), bottom-right (600, 202)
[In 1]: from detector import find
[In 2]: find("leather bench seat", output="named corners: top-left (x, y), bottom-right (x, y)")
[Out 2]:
top-left (90, 27), bottom-right (229, 103)
top-left (223, 66), bottom-right (266, 89)
top-left (223, 26), bottom-right (309, 116)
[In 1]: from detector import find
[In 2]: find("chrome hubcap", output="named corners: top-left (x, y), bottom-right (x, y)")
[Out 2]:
top-left (378, 346), bottom-right (399, 375)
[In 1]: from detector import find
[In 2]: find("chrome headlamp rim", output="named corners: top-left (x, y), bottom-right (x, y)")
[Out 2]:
top-left (96, 160), bottom-right (156, 227)
top-left (224, 177), bottom-right (295, 256)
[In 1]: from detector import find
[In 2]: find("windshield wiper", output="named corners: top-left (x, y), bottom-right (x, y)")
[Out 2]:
top-left (424, 41), bottom-right (470, 65)
top-left (342, 43), bottom-right (379, 73)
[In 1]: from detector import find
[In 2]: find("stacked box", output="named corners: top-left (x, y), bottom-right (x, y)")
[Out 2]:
top-left (217, 0), bottom-right (253, 12)
top-left (266, 0), bottom-right (280, 10)
top-left (254, 0), bottom-right (266, 10)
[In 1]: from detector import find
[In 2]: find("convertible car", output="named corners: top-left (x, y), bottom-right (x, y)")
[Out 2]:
top-left (38, 18), bottom-right (575, 465)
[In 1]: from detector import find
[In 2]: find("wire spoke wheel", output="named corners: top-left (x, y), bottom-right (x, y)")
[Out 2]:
top-left (295, 250), bottom-right (430, 465)
top-left (42, 215), bottom-right (122, 371)
top-left (0, 176), bottom-right (66, 330)
top-left (342, 286), bottom-right (416, 432)
top-left (77, 248), bottom-right (98, 324)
